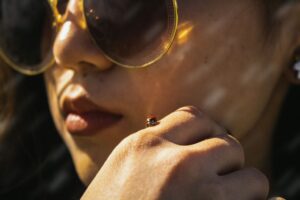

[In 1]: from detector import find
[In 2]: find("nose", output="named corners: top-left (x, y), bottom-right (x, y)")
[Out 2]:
top-left (53, 0), bottom-right (113, 72)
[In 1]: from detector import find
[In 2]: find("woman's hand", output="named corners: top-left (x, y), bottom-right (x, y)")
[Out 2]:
top-left (81, 106), bottom-right (269, 200)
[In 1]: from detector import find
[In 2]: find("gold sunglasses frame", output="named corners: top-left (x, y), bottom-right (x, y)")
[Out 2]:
top-left (0, 0), bottom-right (178, 75)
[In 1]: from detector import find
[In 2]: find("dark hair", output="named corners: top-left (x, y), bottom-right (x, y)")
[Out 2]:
top-left (0, 63), bottom-right (85, 199)
top-left (271, 85), bottom-right (300, 199)
top-left (0, 60), bottom-right (14, 139)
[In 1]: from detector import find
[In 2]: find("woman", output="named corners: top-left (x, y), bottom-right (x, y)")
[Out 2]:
top-left (1, 0), bottom-right (300, 199)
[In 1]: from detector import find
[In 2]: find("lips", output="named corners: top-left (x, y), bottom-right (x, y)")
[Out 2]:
top-left (62, 95), bottom-right (122, 136)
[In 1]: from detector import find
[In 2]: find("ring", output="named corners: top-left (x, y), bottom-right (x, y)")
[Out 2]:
top-left (146, 115), bottom-right (158, 127)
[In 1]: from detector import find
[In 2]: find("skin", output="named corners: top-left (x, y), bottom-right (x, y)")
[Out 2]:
top-left (44, 0), bottom-right (300, 198)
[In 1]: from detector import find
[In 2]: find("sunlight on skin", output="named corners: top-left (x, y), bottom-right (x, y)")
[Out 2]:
top-left (257, 63), bottom-right (283, 83)
top-left (176, 22), bottom-right (194, 45)
top-left (241, 66), bottom-right (262, 85)
top-left (202, 87), bottom-right (226, 110)
top-left (181, 19), bottom-right (249, 86)
top-left (42, 0), bottom-right (300, 187)
top-left (139, 22), bottom-right (196, 116)
top-left (57, 69), bottom-right (75, 92)
top-left (143, 13), bottom-right (276, 133)
top-left (58, 21), bottom-right (73, 42)
top-left (47, 66), bottom-right (74, 98)
top-left (69, 0), bottom-right (87, 29)
top-left (66, 85), bottom-right (84, 99)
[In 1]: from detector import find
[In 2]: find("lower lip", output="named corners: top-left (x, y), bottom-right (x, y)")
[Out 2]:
top-left (65, 112), bottom-right (122, 136)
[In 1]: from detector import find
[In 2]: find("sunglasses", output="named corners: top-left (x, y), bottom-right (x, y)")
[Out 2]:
top-left (0, 0), bottom-right (178, 75)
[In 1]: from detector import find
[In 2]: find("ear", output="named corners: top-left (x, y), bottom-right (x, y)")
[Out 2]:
top-left (274, 2), bottom-right (300, 84)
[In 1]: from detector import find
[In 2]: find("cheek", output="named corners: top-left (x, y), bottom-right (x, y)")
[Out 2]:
top-left (44, 72), bottom-right (63, 135)
top-left (43, 67), bottom-right (74, 138)
top-left (131, 23), bottom-right (278, 141)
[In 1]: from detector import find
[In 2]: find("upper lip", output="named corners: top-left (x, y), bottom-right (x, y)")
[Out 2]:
top-left (61, 94), bottom-right (121, 117)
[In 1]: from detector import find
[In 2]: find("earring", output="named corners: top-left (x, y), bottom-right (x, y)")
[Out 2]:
top-left (293, 56), bottom-right (300, 79)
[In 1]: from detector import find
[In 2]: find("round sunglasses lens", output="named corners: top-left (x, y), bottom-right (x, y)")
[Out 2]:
top-left (0, 0), bottom-right (55, 74)
top-left (84, 0), bottom-right (177, 67)
top-left (57, 0), bottom-right (69, 16)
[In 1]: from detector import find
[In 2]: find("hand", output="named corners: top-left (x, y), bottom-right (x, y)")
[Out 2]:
top-left (81, 106), bottom-right (269, 200)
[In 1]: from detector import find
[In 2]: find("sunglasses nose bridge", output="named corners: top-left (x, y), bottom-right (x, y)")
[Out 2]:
top-left (49, 0), bottom-right (64, 25)
top-left (62, 0), bottom-right (87, 29)
top-left (50, 0), bottom-right (82, 29)
top-left (52, 7), bottom-right (113, 73)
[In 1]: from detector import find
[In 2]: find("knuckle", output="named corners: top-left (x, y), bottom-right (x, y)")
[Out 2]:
top-left (169, 150), bottom-right (188, 166)
top-left (169, 148), bottom-right (208, 175)
top-left (228, 136), bottom-right (244, 154)
top-left (218, 135), bottom-right (245, 161)
top-left (178, 105), bottom-right (201, 112)
top-left (175, 106), bottom-right (212, 128)
top-left (177, 105), bottom-right (204, 119)
top-left (248, 167), bottom-right (270, 194)
top-left (123, 130), bottom-right (163, 152)
top-left (177, 149), bottom-right (197, 164)
top-left (167, 149), bottom-right (196, 173)
top-left (177, 106), bottom-right (225, 136)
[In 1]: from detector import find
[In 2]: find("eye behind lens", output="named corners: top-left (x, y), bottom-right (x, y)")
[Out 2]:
top-left (0, 0), bottom-right (56, 75)
top-left (83, 0), bottom-right (178, 68)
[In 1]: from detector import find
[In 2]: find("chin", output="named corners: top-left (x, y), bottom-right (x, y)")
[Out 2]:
top-left (71, 151), bottom-right (103, 186)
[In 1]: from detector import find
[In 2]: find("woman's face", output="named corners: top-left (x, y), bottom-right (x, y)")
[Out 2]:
top-left (44, 0), bottom-right (294, 184)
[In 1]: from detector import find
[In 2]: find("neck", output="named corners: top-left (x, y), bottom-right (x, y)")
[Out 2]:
top-left (241, 76), bottom-right (289, 178)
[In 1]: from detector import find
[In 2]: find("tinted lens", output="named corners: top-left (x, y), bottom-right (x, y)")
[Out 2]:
top-left (0, 0), bottom-right (55, 74)
top-left (57, 0), bottom-right (69, 16)
top-left (84, 0), bottom-right (177, 67)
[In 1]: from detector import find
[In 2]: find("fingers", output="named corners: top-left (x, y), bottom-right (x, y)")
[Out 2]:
top-left (149, 106), bottom-right (226, 145)
top-left (189, 134), bottom-right (245, 175)
top-left (145, 106), bottom-right (245, 176)
top-left (220, 167), bottom-right (270, 200)
top-left (146, 106), bottom-right (242, 174)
